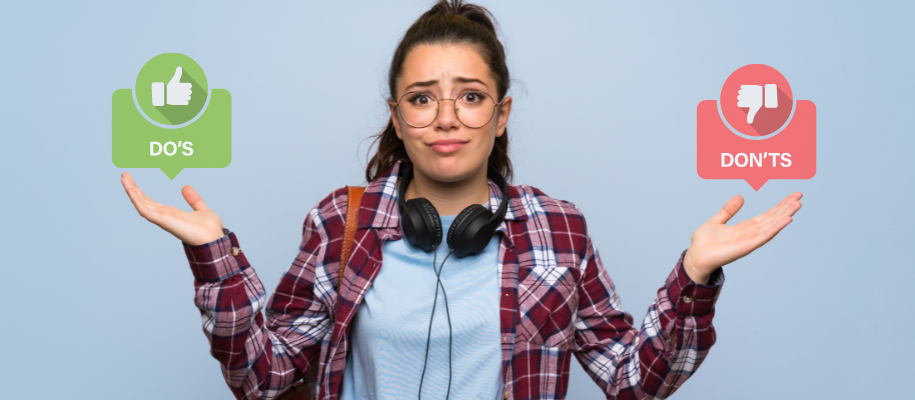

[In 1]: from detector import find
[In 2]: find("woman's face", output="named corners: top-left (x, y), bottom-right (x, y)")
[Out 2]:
top-left (389, 43), bottom-right (512, 184)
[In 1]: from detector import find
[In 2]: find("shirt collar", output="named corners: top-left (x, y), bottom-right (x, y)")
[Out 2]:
top-left (357, 158), bottom-right (529, 231)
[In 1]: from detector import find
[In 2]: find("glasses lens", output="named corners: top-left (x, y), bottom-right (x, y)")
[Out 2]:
top-left (455, 91), bottom-right (496, 128)
top-left (399, 91), bottom-right (438, 127)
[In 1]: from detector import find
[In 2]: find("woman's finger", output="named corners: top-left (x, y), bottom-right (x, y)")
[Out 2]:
top-left (769, 200), bottom-right (801, 231)
top-left (121, 172), bottom-right (165, 221)
top-left (121, 173), bottom-right (146, 213)
top-left (708, 195), bottom-right (744, 225)
top-left (765, 196), bottom-right (801, 226)
top-left (757, 215), bottom-right (793, 247)
top-left (751, 205), bottom-right (778, 226)
top-left (759, 200), bottom-right (800, 241)
top-left (787, 197), bottom-right (803, 217)
top-left (752, 191), bottom-right (802, 225)
top-left (182, 185), bottom-right (209, 212)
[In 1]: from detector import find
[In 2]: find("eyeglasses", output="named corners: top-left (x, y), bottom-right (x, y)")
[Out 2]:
top-left (393, 90), bottom-right (503, 129)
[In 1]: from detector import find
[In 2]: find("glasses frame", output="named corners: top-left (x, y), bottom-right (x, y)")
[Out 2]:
top-left (392, 90), bottom-right (503, 129)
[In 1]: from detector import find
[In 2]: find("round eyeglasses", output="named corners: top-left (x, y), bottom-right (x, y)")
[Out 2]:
top-left (393, 90), bottom-right (503, 129)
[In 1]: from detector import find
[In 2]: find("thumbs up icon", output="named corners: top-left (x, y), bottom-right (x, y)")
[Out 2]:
top-left (113, 52), bottom-right (232, 180)
top-left (151, 67), bottom-right (192, 106)
top-left (737, 84), bottom-right (778, 124)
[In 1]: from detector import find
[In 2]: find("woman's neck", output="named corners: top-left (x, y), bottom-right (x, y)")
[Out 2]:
top-left (403, 164), bottom-right (491, 216)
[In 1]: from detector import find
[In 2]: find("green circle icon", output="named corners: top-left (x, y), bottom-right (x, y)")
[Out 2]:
top-left (135, 53), bottom-right (208, 126)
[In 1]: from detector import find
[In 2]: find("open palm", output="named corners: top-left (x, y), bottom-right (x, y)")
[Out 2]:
top-left (684, 191), bottom-right (803, 284)
top-left (120, 172), bottom-right (226, 246)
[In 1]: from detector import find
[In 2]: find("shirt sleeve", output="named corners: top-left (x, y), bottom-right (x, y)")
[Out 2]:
top-left (571, 223), bottom-right (724, 399)
top-left (183, 202), bottom-right (336, 400)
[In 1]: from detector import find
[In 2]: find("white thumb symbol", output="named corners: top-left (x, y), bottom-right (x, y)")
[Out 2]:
top-left (736, 85), bottom-right (763, 124)
top-left (747, 103), bottom-right (761, 124)
top-left (166, 66), bottom-right (192, 106)
top-left (169, 67), bottom-right (183, 84)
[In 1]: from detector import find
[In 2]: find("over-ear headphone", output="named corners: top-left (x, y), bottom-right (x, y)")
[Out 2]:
top-left (397, 162), bottom-right (510, 257)
top-left (397, 161), bottom-right (510, 400)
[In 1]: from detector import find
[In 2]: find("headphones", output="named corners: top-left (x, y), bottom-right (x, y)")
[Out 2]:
top-left (397, 162), bottom-right (510, 258)
top-left (397, 161), bottom-right (510, 400)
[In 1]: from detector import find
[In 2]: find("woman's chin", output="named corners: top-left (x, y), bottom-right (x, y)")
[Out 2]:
top-left (422, 158), bottom-right (485, 184)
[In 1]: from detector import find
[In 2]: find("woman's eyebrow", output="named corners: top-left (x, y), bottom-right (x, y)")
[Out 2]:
top-left (454, 76), bottom-right (487, 87)
top-left (404, 76), bottom-right (488, 92)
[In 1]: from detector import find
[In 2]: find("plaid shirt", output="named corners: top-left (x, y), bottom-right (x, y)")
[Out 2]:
top-left (184, 158), bottom-right (725, 400)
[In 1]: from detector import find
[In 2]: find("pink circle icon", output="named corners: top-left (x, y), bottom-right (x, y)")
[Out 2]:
top-left (719, 64), bottom-right (793, 137)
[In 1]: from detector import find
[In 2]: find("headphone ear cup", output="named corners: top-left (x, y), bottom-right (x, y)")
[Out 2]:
top-left (402, 198), bottom-right (442, 252)
top-left (448, 204), bottom-right (494, 258)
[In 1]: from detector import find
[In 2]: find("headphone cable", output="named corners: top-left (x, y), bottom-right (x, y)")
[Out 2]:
top-left (418, 245), bottom-right (455, 400)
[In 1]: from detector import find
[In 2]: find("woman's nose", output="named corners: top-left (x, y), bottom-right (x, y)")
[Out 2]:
top-left (435, 99), bottom-right (461, 130)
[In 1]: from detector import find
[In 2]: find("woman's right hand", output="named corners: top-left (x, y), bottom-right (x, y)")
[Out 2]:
top-left (120, 172), bottom-right (226, 246)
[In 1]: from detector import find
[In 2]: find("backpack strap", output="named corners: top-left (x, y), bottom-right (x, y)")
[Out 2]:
top-left (339, 185), bottom-right (365, 283)
top-left (278, 185), bottom-right (365, 400)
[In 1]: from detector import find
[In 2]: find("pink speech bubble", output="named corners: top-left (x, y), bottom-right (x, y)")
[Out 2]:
top-left (697, 64), bottom-right (816, 190)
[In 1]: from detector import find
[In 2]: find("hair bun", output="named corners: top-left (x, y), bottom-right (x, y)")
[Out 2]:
top-left (421, 0), bottom-right (499, 38)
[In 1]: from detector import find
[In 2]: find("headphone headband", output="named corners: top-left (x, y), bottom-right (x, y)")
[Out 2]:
top-left (397, 162), bottom-right (510, 227)
top-left (396, 160), bottom-right (510, 257)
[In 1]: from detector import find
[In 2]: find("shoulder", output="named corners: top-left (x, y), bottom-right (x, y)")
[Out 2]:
top-left (508, 183), bottom-right (590, 257)
top-left (302, 186), bottom-right (351, 236)
top-left (510, 183), bottom-right (587, 227)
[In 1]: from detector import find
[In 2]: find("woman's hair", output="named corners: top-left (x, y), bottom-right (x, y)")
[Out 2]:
top-left (364, 0), bottom-right (513, 183)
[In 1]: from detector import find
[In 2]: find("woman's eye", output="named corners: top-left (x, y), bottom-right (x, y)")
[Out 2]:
top-left (408, 94), bottom-right (432, 105)
top-left (462, 92), bottom-right (483, 103)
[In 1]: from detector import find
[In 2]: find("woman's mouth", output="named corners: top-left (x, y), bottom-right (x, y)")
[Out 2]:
top-left (429, 139), bottom-right (467, 154)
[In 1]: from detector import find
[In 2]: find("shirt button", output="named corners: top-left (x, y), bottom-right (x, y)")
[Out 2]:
top-left (682, 295), bottom-right (694, 304)
top-left (503, 392), bottom-right (509, 399)
top-left (230, 247), bottom-right (240, 256)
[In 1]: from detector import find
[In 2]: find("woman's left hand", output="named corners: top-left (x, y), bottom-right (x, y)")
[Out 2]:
top-left (683, 191), bottom-right (803, 284)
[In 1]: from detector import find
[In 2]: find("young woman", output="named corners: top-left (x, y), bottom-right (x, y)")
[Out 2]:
top-left (120, 1), bottom-right (802, 399)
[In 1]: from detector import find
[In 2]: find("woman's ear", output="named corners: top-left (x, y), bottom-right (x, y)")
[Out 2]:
top-left (495, 95), bottom-right (512, 138)
top-left (388, 99), bottom-right (403, 140)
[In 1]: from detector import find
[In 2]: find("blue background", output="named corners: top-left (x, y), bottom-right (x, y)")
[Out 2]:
top-left (1, 1), bottom-right (913, 398)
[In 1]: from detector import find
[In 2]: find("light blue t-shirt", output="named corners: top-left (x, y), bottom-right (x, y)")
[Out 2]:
top-left (340, 205), bottom-right (504, 400)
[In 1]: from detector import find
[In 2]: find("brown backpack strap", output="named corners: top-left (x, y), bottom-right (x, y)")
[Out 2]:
top-left (278, 185), bottom-right (365, 400)
top-left (339, 185), bottom-right (365, 283)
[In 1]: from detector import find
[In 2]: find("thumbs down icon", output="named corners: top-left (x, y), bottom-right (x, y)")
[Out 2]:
top-left (737, 84), bottom-right (778, 124)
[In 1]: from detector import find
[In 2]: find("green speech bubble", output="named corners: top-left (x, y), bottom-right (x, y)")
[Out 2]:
top-left (112, 53), bottom-right (231, 179)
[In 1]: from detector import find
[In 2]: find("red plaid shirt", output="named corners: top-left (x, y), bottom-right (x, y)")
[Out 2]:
top-left (184, 158), bottom-right (724, 400)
